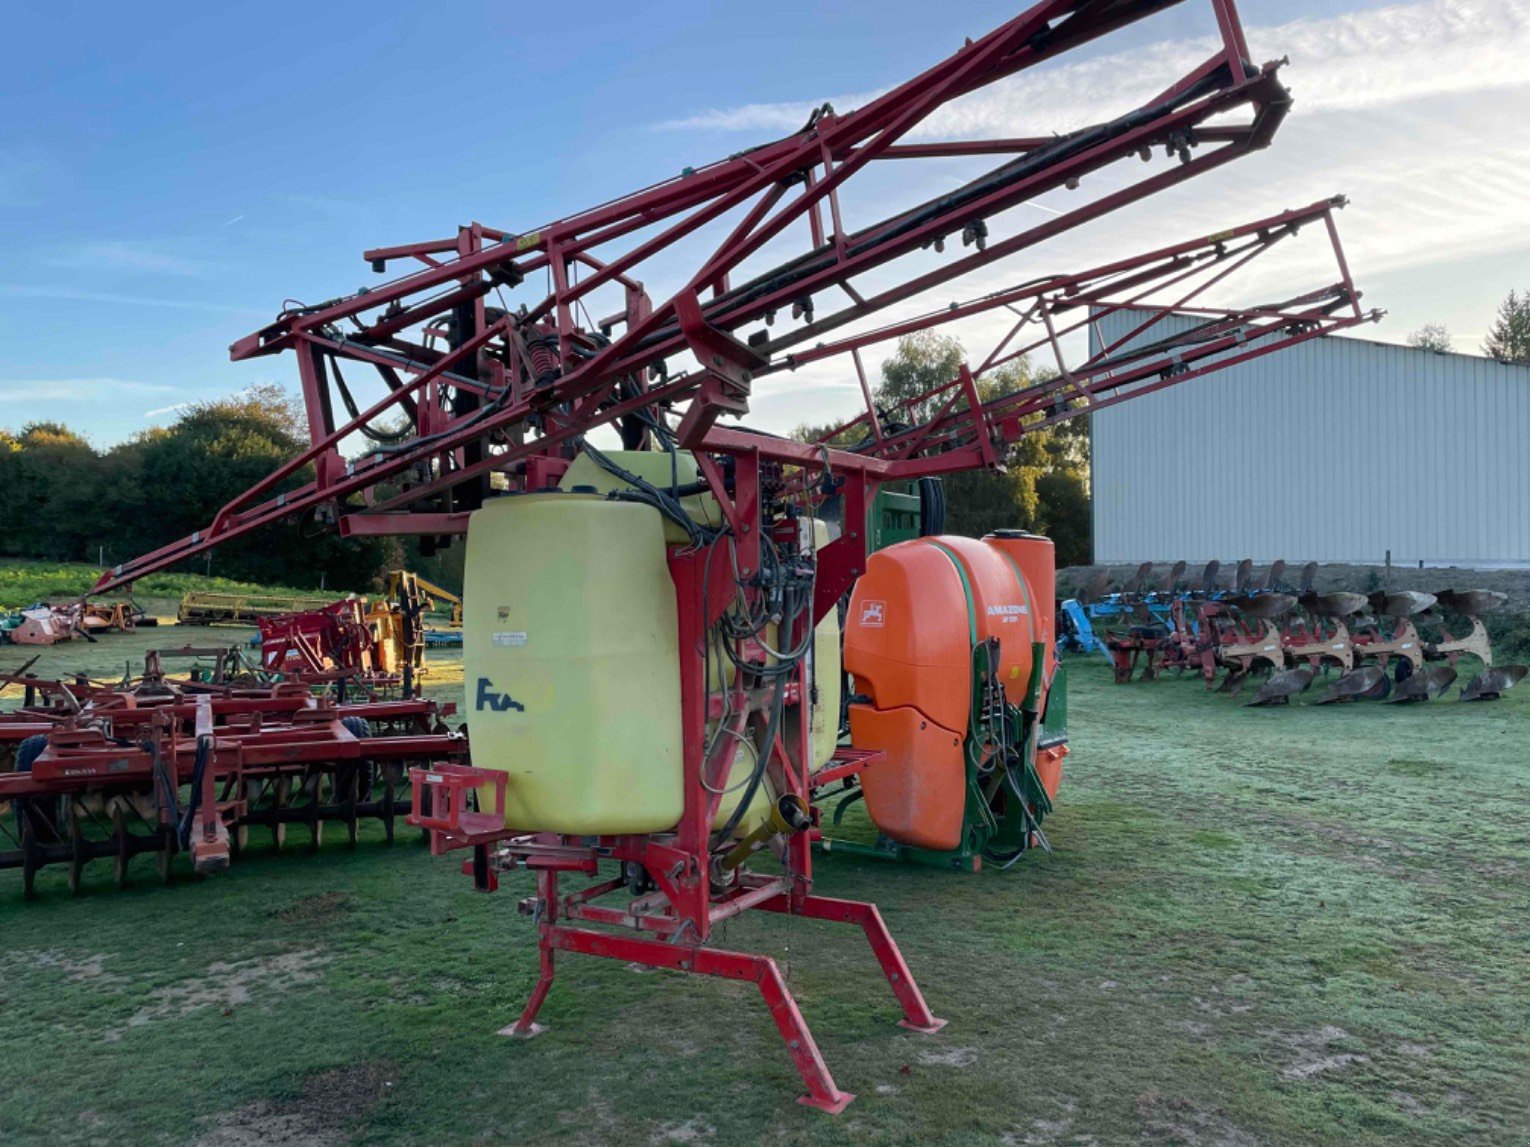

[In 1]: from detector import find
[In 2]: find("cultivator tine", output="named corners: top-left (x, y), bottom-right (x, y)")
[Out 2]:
top-left (1166, 561), bottom-right (1187, 593)
top-left (1247, 667), bottom-right (1314, 706)
top-left (1316, 665), bottom-right (1386, 704)
top-left (1263, 560), bottom-right (1286, 592)
top-left (1387, 665), bottom-right (1457, 703)
top-left (1298, 561), bottom-right (1318, 594)
top-left (1200, 561), bottom-right (1221, 593)
top-left (1460, 664), bottom-right (1528, 702)
top-left (1233, 559), bottom-right (1253, 593)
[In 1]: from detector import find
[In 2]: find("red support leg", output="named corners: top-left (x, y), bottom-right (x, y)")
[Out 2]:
top-left (543, 924), bottom-right (855, 1113)
top-left (762, 894), bottom-right (948, 1035)
top-left (501, 870), bottom-right (556, 1039)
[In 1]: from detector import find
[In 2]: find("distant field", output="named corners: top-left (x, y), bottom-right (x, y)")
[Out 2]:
top-left (1, 656), bottom-right (1525, 1143)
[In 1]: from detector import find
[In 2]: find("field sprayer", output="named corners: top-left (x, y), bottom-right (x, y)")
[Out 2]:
top-left (69, 0), bottom-right (1384, 1111)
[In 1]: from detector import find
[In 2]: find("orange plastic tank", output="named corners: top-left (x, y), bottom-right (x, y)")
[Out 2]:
top-left (984, 531), bottom-right (1055, 655)
top-left (844, 536), bottom-right (1043, 851)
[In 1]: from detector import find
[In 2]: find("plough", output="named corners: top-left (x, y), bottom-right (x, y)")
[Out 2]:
top-left (1088, 561), bottom-right (1525, 706)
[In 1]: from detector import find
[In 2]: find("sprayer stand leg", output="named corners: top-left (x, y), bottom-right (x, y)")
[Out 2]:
top-left (499, 933), bottom-right (553, 1039)
top-left (764, 893), bottom-right (948, 1035)
top-left (537, 923), bottom-right (853, 1114)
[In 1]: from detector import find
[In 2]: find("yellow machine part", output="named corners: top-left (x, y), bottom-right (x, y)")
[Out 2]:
top-left (788, 520), bottom-right (841, 775)
top-left (464, 492), bottom-right (685, 834)
top-left (558, 448), bottom-right (725, 545)
top-left (709, 743), bottom-right (775, 838)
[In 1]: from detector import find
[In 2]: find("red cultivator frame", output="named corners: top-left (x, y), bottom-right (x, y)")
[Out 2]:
top-left (66, 0), bottom-right (1382, 1113)
top-left (0, 676), bottom-right (462, 898)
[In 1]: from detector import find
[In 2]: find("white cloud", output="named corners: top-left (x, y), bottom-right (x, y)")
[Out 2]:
top-left (0, 378), bottom-right (177, 403)
top-left (48, 240), bottom-right (210, 277)
top-left (0, 282), bottom-right (268, 317)
top-left (657, 1), bottom-right (1530, 136)
top-left (144, 401), bottom-right (194, 417)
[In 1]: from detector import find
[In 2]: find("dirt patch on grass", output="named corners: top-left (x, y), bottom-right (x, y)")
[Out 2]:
top-left (916, 1045), bottom-right (979, 1067)
top-left (1272, 1025), bottom-right (1369, 1081)
top-left (196, 1062), bottom-right (397, 1146)
top-left (22, 950), bottom-right (128, 985)
top-left (649, 1117), bottom-right (716, 1143)
top-left (112, 949), bottom-right (329, 1040)
top-left (269, 892), bottom-right (356, 926)
top-left (1133, 1091), bottom-right (1260, 1145)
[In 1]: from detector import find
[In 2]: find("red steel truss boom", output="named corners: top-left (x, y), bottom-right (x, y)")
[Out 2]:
top-left (93, 0), bottom-right (1307, 595)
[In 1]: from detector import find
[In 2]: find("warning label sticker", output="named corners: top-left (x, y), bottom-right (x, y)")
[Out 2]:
top-left (860, 600), bottom-right (887, 628)
top-left (493, 631), bottom-right (528, 647)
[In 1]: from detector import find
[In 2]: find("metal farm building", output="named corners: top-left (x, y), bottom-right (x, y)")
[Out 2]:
top-left (1089, 308), bottom-right (1530, 569)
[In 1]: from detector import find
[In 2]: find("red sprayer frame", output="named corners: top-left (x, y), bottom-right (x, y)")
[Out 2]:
top-left (68, 0), bottom-right (1382, 1113)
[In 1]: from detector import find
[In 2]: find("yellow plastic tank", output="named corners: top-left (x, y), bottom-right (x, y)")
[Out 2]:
top-left (558, 448), bottom-right (724, 545)
top-left (710, 744), bottom-right (775, 837)
top-left (464, 492), bottom-right (684, 834)
top-left (787, 520), bottom-right (841, 774)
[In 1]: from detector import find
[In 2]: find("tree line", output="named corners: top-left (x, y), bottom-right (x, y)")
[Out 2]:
top-left (0, 386), bottom-right (403, 592)
top-left (796, 334), bottom-right (1094, 568)
top-left (1407, 289), bottom-right (1530, 361)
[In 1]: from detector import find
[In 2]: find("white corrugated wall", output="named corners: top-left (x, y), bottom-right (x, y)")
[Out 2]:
top-left (1089, 309), bottom-right (1530, 568)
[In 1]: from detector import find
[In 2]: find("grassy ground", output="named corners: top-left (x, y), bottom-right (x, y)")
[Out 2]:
top-left (0, 615), bottom-right (462, 719)
top-left (0, 559), bottom-right (354, 619)
top-left (1, 656), bottom-right (1526, 1144)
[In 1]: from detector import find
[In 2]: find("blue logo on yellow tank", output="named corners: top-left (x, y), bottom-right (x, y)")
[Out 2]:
top-left (475, 678), bottom-right (525, 713)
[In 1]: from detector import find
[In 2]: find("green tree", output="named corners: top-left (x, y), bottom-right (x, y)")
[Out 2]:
top-left (1482, 290), bottom-right (1530, 363)
top-left (1, 423), bottom-right (105, 561)
top-left (797, 333), bottom-right (1092, 562)
top-left (0, 386), bottom-right (401, 590)
top-left (124, 385), bottom-right (398, 588)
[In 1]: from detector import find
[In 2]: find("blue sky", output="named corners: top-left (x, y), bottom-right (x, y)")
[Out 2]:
top-left (2, 0), bottom-right (1527, 443)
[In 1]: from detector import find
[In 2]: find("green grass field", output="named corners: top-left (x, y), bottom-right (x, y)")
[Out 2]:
top-left (1, 655), bottom-right (1526, 1144)
top-left (0, 559), bottom-right (357, 620)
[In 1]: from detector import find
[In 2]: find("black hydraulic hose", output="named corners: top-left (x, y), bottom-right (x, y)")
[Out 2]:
top-left (714, 667), bottom-right (788, 845)
top-left (918, 477), bottom-right (947, 536)
top-left (176, 735), bottom-right (215, 850)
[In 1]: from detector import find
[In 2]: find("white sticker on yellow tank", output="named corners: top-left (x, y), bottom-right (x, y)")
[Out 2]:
top-left (493, 631), bottom-right (528, 647)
